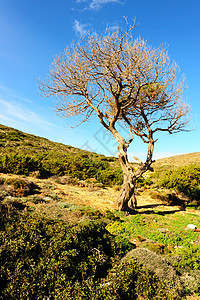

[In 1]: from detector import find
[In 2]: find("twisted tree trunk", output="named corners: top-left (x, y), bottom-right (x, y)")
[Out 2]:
top-left (117, 142), bottom-right (137, 211)
top-left (117, 135), bottom-right (154, 211)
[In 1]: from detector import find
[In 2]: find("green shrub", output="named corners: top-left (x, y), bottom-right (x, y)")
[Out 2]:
top-left (0, 206), bottom-right (133, 299)
top-left (95, 167), bottom-right (123, 186)
top-left (61, 259), bottom-right (182, 299)
top-left (143, 242), bottom-right (171, 255)
top-left (173, 245), bottom-right (200, 270)
top-left (136, 176), bottom-right (153, 188)
top-left (100, 258), bottom-right (181, 300)
top-left (157, 165), bottom-right (200, 201)
top-left (0, 153), bottom-right (43, 175)
top-left (0, 151), bottom-right (123, 186)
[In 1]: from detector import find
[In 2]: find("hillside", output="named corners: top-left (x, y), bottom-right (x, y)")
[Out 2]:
top-left (152, 152), bottom-right (200, 172)
top-left (0, 123), bottom-right (104, 156)
top-left (0, 124), bottom-right (123, 185)
top-left (1, 123), bottom-right (200, 178)
top-left (1, 124), bottom-right (200, 299)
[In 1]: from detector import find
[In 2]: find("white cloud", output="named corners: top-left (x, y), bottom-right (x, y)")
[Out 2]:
top-left (0, 99), bottom-right (56, 127)
top-left (75, 0), bottom-right (120, 10)
top-left (89, 0), bottom-right (120, 10)
top-left (73, 20), bottom-right (88, 36)
top-left (0, 84), bottom-right (32, 104)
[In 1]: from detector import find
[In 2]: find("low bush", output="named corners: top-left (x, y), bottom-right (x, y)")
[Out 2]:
top-left (100, 258), bottom-right (181, 300)
top-left (143, 242), bottom-right (171, 255)
top-left (95, 167), bottom-right (123, 186)
top-left (0, 153), bottom-right (43, 176)
top-left (123, 248), bottom-right (182, 290)
top-left (0, 152), bottom-right (123, 186)
top-left (173, 245), bottom-right (200, 270)
top-left (180, 270), bottom-right (200, 295)
top-left (56, 258), bottom-right (183, 299)
top-left (156, 165), bottom-right (200, 202)
top-left (5, 177), bottom-right (38, 197)
top-left (0, 204), bottom-right (133, 299)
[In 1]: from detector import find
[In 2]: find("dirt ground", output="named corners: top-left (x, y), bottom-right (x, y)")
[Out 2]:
top-left (2, 173), bottom-right (200, 217)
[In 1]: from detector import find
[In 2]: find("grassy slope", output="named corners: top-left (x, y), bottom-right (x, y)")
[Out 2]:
top-left (1, 124), bottom-right (200, 298)
top-left (1, 123), bottom-right (200, 171)
top-left (152, 152), bottom-right (200, 172)
top-left (0, 124), bottom-right (123, 183)
top-left (0, 124), bottom-right (99, 156)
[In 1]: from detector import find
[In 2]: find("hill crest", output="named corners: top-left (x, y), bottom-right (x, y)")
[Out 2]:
top-left (0, 123), bottom-right (199, 171)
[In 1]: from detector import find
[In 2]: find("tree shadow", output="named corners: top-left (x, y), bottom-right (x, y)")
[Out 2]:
top-left (126, 203), bottom-right (184, 216)
top-left (137, 204), bottom-right (163, 209)
top-left (138, 209), bottom-right (181, 215)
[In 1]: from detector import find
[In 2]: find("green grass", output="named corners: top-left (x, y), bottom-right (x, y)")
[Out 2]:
top-left (107, 212), bottom-right (200, 248)
top-left (1, 124), bottom-right (200, 298)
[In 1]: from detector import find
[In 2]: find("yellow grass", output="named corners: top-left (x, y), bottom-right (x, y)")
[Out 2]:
top-left (152, 152), bottom-right (200, 171)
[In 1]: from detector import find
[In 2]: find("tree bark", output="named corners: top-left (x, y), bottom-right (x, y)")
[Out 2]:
top-left (116, 134), bottom-right (154, 211)
top-left (118, 178), bottom-right (136, 211)
top-left (117, 141), bottom-right (137, 211)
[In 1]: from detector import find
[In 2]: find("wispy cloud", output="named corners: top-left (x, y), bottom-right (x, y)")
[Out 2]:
top-left (0, 99), bottom-right (56, 127)
top-left (75, 0), bottom-right (120, 10)
top-left (0, 84), bottom-right (32, 104)
top-left (73, 19), bottom-right (88, 36)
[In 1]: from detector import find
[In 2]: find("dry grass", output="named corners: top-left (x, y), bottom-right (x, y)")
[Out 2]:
top-left (152, 152), bottom-right (200, 172)
top-left (1, 172), bottom-right (200, 222)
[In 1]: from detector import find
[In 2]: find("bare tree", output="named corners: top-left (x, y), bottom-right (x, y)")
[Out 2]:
top-left (39, 22), bottom-right (190, 211)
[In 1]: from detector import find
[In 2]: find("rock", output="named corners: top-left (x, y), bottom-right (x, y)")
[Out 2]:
top-left (122, 248), bottom-right (183, 293)
top-left (186, 224), bottom-right (196, 230)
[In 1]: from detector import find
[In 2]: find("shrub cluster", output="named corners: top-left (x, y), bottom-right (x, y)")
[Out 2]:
top-left (69, 259), bottom-right (181, 300)
top-left (173, 246), bottom-right (200, 270)
top-left (156, 165), bottom-right (200, 202)
top-left (0, 204), bottom-right (132, 299)
top-left (0, 202), bottom-right (187, 299)
top-left (0, 152), bottom-right (123, 186)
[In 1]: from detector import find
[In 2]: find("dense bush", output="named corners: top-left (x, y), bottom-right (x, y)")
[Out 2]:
top-left (95, 167), bottom-right (123, 186)
top-left (0, 203), bottom-right (186, 299)
top-left (0, 153), bottom-right (42, 175)
top-left (156, 165), bottom-right (200, 201)
top-left (0, 204), bottom-right (132, 299)
top-left (173, 246), bottom-right (200, 270)
top-left (100, 258), bottom-right (180, 300)
top-left (0, 151), bottom-right (123, 186)
top-left (67, 259), bottom-right (179, 300)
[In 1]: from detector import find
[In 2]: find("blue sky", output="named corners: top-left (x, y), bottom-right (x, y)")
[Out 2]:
top-left (0, 0), bottom-right (199, 160)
